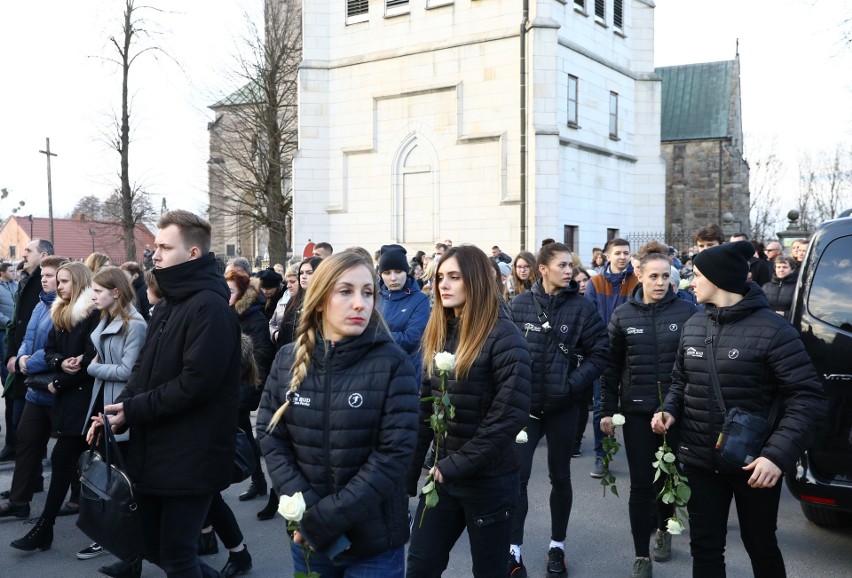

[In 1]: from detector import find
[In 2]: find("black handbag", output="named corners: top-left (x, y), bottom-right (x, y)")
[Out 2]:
top-left (24, 372), bottom-right (58, 391)
top-left (77, 414), bottom-right (144, 562)
top-left (232, 427), bottom-right (257, 484)
top-left (705, 323), bottom-right (780, 467)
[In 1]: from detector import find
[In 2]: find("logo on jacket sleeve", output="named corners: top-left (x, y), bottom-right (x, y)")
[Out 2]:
top-left (685, 347), bottom-right (704, 358)
top-left (626, 327), bottom-right (644, 335)
top-left (669, 324), bottom-right (678, 331)
top-left (348, 393), bottom-right (364, 408)
top-left (728, 349), bottom-right (739, 359)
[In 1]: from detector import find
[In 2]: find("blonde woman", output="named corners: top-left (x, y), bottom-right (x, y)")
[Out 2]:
top-left (256, 252), bottom-right (419, 577)
top-left (406, 245), bottom-right (532, 578)
top-left (84, 252), bottom-right (111, 273)
top-left (11, 262), bottom-right (100, 552)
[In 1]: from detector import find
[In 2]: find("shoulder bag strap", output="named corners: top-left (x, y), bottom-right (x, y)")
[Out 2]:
top-left (704, 320), bottom-right (727, 416)
top-left (531, 293), bottom-right (577, 362)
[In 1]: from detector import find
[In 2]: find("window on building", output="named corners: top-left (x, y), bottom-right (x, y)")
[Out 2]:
top-left (574, 0), bottom-right (586, 11)
top-left (564, 225), bottom-right (579, 252)
top-left (807, 236), bottom-right (852, 330)
top-left (614, 0), bottom-right (624, 30)
top-left (386, 0), bottom-right (409, 15)
top-left (347, 0), bottom-right (368, 18)
top-left (226, 244), bottom-right (236, 258)
top-left (595, 0), bottom-right (606, 22)
top-left (607, 228), bottom-right (620, 243)
top-left (8, 246), bottom-right (15, 259)
top-left (609, 91), bottom-right (619, 139)
top-left (567, 75), bottom-right (579, 127)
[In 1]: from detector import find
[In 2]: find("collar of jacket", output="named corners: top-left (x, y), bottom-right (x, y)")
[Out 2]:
top-left (39, 290), bottom-right (57, 306)
top-left (98, 306), bottom-right (144, 336)
top-left (311, 322), bottom-right (393, 371)
top-left (627, 284), bottom-right (677, 310)
top-left (530, 278), bottom-right (579, 306)
top-left (604, 262), bottom-right (633, 284)
top-left (233, 284), bottom-right (263, 317)
top-left (153, 253), bottom-right (229, 303)
top-left (379, 276), bottom-right (418, 300)
top-left (704, 281), bottom-right (770, 325)
top-left (50, 287), bottom-right (96, 326)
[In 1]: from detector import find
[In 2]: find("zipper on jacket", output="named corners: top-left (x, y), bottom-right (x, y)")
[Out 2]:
top-left (323, 341), bottom-right (335, 492)
top-left (651, 304), bottom-right (660, 396)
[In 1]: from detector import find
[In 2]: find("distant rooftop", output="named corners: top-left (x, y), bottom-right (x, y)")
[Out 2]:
top-left (656, 60), bottom-right (735, 142)
top-left (210, 80), bottom-right (263, 109)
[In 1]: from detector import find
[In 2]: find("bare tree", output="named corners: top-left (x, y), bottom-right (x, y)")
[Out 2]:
top-left (99, 0), bottom-right (172, 261)
top-left (70, 195), bottom-right (106, 220)
top-left (208, 0), bottom-right (300, 265)
top-left (745, 138), bottom-right (786, 244)
top-left (796, 146), bottom-right (852, 230)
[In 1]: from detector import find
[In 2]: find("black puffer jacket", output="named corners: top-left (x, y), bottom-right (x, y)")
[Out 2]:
top-left (761, 274), bottom-right (796, 320)
top-left (406, 314), bottom-right (531, 492)
top-left (663, 283), bottom-right (826, 474)
top-left (257, 325), bottom-right (418, 558)
top-left (117, 254), bottom-right (242, 496)
top-left (233, 285), bottom-right (275, 410)
top-left (602, 287), bottom-right (697, 417)
top-left (510, 280), bottom-right (609, 415)
top-left (44, 291), bottom-right (100, 437)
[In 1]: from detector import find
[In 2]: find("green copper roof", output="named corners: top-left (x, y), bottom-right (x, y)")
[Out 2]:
top-left (656, 60), bottom-right (734, 141)
top-left (210, 80), bottom-right (263, 109)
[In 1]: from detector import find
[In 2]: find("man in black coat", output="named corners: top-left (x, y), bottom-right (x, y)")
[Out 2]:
top-left (1, 239), bottom-right (53, 462)
top-left (97, 210), bottom-right (241, 577)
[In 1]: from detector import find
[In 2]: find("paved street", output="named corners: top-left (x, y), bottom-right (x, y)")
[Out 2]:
top-left (1, 418), bottom-right (850, 577)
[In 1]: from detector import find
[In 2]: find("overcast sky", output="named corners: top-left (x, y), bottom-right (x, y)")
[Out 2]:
top-left (0, 0), bottom-right (849, 220)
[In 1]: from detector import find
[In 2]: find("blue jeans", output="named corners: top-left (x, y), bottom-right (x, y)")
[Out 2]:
top-left (291, 542), bottom-right (404, 578)
top-left (407, 472), bottom-right (519, 578)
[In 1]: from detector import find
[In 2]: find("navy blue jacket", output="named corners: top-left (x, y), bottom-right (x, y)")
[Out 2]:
top-left (379, 276), bottom-right (429, 382)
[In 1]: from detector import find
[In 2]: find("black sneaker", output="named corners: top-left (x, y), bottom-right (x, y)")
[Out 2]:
top-left (508, 553), bottom-right (527, 578)
top-left (546, 547), bottom-right (567, 575)
top-left (77, 542), bottom-right (108, 559)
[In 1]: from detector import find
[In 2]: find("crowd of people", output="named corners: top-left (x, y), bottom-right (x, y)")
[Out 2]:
top-left (0, 213), bottom-right (826, 578)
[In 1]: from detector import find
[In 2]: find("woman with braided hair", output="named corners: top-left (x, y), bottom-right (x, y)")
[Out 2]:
top-left (256, 251), bottom-right (419, 577)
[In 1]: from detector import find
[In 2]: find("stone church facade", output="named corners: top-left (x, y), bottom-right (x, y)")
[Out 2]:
top-left (292, 0), bottom-right (666, 259)
top-left (656, 55), bottom-right (750, 244)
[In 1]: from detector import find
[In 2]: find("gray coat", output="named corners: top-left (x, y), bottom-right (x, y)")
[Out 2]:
top-left (86, 308), bottom-right (147, 441)
top-left (0, 280), bottom-right (18, 327)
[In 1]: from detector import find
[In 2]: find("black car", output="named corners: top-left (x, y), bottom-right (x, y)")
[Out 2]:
top-left (785, 216), bottom-right (852, 526)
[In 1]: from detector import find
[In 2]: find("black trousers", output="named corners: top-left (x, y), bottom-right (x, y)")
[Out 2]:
top-left (9, 401), bottom-right (49, 503)
top-left (686, 467), bottom-right (785, 578)
top-left (138, 493), bottom-right (220, 578)
top-left (205, 493), bottom-right (244, 549)
top-left (237, 409), bottom-right (264, 485)
top-left (41, 435), bottom-right (88, 524)
top-left (622, 414), bottom-right (676, 557)
top-left (510, 405), bottom-right (578, 545)
top-left (407, 472), bottom-right (519, 578)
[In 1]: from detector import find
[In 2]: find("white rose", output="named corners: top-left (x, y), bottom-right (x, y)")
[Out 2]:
top-left (611, 413), bottom-right (626, 427)
top-left (666, 518), bottom-right (684, 536)
top-left (516, 429), bottom-right (528, 444)
top-left (434, 352), bottom-right (456, 372)
top-left (277, 492), bottom-right (306, 522)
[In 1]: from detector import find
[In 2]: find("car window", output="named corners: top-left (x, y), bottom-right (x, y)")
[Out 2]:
top-left (807, 235), bottom-right (852, 331)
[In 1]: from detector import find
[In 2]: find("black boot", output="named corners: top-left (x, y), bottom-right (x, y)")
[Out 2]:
top-left (238, 479), bottom-right (267, 502)
top-left (99, 557), bottom-right (142, 578)
top-left (221, 545), bottom-right (252, 577)
top-left (10, 517), bottom-right (53, 551)
top-left (257, 488), bottom-right (277, 521)
top-left (198, 530), bottom-right (219, 556)
top-left (0, 501), bottom-right (30, 518)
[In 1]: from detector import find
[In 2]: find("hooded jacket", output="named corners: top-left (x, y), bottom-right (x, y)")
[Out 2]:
top-left (256, 324), bottom-right (419, 558)
top-left (761, 274), bottom-right (797, 320)
top-left (510, 280), bottom-right (610, 415)
top-left (407, 313), bottom-right (532, 492)
top-left (379, 275), bottom-right (430, 382)
top-left (233, 284), bottom-right (275, 410)
top-left (116, 253), bottom-right (242, 495)
top-left (44, 289), bottom-right (101, 437)
top-left (662, 283), bottom-right (826, 474)
top-left (602, 286), bottom-right (698, 417)
top-left (85, 307), bottom-right (147, 442)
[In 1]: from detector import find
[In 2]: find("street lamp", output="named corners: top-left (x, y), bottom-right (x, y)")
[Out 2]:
top-left (89, 228), bottom-right (95, 253)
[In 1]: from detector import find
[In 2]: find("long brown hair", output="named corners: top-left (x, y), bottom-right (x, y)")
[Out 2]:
top-left (421, 245), bottom-right (499, 381)
top-left (268, 252), bottom-right (383, 429)
top-left (92, 266), bottom-right (137, 326)
top-left (511, 251), bottom-right (538, 296)
top-left (51, 262), bottom-right (94, 331)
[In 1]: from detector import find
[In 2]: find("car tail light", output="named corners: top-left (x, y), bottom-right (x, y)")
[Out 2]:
top-left (800, 494), bottom-right (837, 505)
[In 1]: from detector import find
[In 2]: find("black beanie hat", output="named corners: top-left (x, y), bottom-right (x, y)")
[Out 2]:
top-left (258, 268), bottom-right (283, 289)
top-left (378, 244), bottom-right (409, 273)
top-left (692, 240), bottom-right (754, 294)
